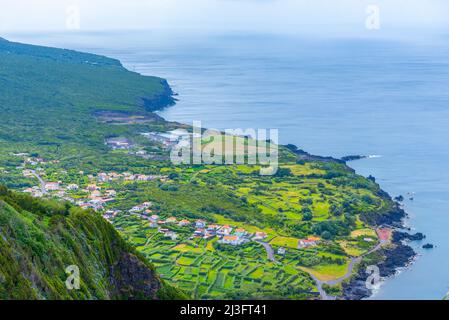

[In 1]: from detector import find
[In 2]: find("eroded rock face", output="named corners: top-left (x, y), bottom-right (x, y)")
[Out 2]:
top-left (342, 242), bottom-right (416, 300)
top-left (109, 252), bottom-right (162, 300)
top-left (393, 231), bottom-right (425, 242)
top-left (377, 244), bottom-right (415, 278)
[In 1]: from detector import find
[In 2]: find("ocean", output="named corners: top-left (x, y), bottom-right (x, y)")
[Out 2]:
top-left (7, 31), bottom-right (449, 299)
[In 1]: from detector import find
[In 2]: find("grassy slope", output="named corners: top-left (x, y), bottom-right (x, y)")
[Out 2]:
top-left (0, 186), bottom-right (184, 300)
top-left (0, 37), bottom-right (172, 155)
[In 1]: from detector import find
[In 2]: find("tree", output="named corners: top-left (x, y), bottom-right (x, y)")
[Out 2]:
top-left (276, 168), bottom-right (292, 177)
top-left (168, 172), bottom-right (179, 180)
top-left (302, 211), bottom-right (313, 221)
top-left (321, 231), bottom-right (332, 240)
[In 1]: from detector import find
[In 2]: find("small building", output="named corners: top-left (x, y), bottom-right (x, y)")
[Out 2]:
top-left (218, 225), bottom-right (233, 236)
top-left (207, 224), bottom-right (221, 231)
top-left (87, 184), bottom-right (100, 191)
top-left (142, 202), bottom-right (153, 208)
top-left (23, 187), bottom-right (34, 194)
top-left (90, 190), bottom-right (102, 198)
top-left (203, 231), bottom-right (215, 239)
top-left (164, 231), bottom-right (178, 240)
top-left (136, 174), bottom-right (150, 181)
top-left (124, 175), bottom-right (136, 181)
top-left (149, 222), bottom-right (158, 228)
top-left (165, 217), bottom-right (177, 224)
top-left (298, 236), bottom-right (321, 249)
top-left (56, 191), bottom-right (66, 197)
top-left (97, 172), bottom-right (109, 182)
top-left (45, 182), bottom-right (60, 191)
top-left (277, 247), bottom-right (286, 255)
top-left (195, 219), bottom-right (206, 228)
top-left (194, 229), bottom-right (205, 237)
top-left (234, 228), bottom-right (247, 237)
top-left (136, 150), bottom-right (147, 156)
top-left (253, 232), bottom-right (268, 240)
top-left (179, 219), bottom-right (191, 227)
top-left (22, 169), bottom-right (33, 177)
top-left (106, 137), bottom-right (132, 150)
top-left (105, 190), bottom-right (117, 197)
top-left (108, 172), bottom-right (122, 180)
top-left (67, 184), bottom-right (79, 191)
top-left (220, 236), bottom-right (244, 246)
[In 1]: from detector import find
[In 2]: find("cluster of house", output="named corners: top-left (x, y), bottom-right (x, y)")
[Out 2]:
top-left (21, 165), bottom-right (172, 215)
top-left (22, 186), bottom-right (45, 198)
top-left (96, 171), bottom-right (168, 183)
top-left (106, 130), bottom-right (194, 152)
top-left (15, 153), bottom-right (59, 166)
top-left (105, 137), bottom-right (134, 150)
top-left (145, 215), bottom-right (269, 246)
top-left (76, 184), bottom-right (119, 211)
top-left (141, 129), bottom-right (197, 150)
top-left (24, 157), bottom-right (46, 166)
top-left (102, 209), bottom-right (122, 222)
top-left (275, 236), bottom-right (321, 256)
top-left (129, 201), bottom-right (153, 214)
top-left (22, 170), bottom-right (121, 211)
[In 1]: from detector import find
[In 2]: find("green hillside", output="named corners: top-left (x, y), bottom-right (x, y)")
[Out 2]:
top-left (0, 185), bottom-right (184, 300)
top-left (0, 37), bottom-right (174, 156)
top-left (0, 37), bottom-right (404, 300)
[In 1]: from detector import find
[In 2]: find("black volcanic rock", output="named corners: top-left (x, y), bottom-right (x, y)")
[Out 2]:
top-left (341, 155), bottom-right (367, 162)
top-left (393, 231), bottom-right (425, 242)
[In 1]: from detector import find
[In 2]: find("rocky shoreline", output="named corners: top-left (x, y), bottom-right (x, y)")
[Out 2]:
top-left (342, 232), bottom-right (419, 300)
top-left (283, 144), bottom-right (423, 300)
top-left (341, 182), bottom-right (424, 300)
top-left (342, 204), bottom-right (424, 300)
top-left (146, 83), bottom-right (422, 301)
top-left (142, 79), bottom-right (177, 112)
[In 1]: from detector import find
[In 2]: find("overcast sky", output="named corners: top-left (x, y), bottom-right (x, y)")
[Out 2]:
top-left (1, 0), bottom-right (448, 38)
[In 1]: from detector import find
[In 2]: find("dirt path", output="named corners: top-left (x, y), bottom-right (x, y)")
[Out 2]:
top-left (310, 240), bottom-right (387, 300)
top-left (255, 233), bottom-right (387, 299)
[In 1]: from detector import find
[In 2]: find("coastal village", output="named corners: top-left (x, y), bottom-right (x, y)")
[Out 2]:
top-left (9, 148), bottom-right (393, 299)
top-left (16, 152), bottom-right (325, 254)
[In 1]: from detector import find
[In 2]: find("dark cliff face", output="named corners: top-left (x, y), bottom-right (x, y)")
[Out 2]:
top-left (284, 144), bottom-right (347, 165)
top-left (109, 252), bottom-right (162, 300)
top-left (361, 208), bottom-right (405, 228)
top-left (142, 79), bottom-right (177, 112)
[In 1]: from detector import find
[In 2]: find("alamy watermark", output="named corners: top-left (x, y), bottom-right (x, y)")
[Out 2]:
top-left (65, 265), bottom-right (80, 290)
top-left (366, 5), bottom-right (381, 30)
top-left (169, 121), bottom-right (279, 175)
top-left (366, 265), bottom-right (381, 290)
top-left (66, 5), bottom-right (81, 30)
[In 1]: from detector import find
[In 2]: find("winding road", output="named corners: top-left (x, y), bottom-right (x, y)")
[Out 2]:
top-left (312, 241), bottom-right (387, 300)
top-left (30, 170), bottom-right (48, 194)
top-left (256, 241), bottom-right (276, 262)
top-left (256, 239), bottom-right (387, 300)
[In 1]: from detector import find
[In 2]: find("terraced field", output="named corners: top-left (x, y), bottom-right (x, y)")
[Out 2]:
top-left (108, 162), bottom-right (385, 299)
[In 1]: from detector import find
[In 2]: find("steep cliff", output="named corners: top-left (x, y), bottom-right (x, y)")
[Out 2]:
top-left (0, 186), bottom-right (184, 300)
